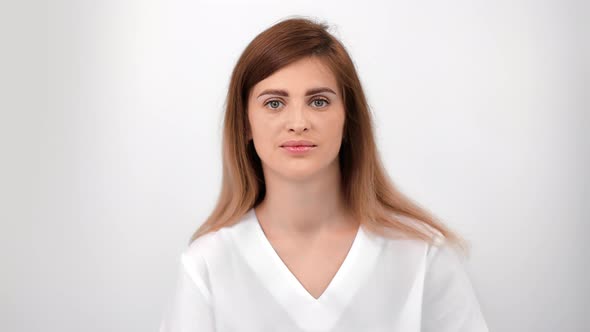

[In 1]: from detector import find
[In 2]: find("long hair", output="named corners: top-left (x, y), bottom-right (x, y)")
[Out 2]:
top-left (190, 16), bottom-right (469, 256)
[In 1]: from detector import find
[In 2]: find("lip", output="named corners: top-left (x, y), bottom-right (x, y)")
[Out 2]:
top-left (281, 145), bottom-right (316, 154)
top-left (280, 140), bottom-right (317, 147)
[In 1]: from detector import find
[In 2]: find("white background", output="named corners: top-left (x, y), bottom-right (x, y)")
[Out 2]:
top-left (2, 0), bottom-right (588, 331)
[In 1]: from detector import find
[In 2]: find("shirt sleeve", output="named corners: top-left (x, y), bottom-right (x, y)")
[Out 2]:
top-left (159, 253), bottom-right (215, 332)
top-left (421, 242), bottom-right (489, 332)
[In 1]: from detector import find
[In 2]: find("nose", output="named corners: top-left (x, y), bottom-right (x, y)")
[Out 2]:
top-left (286, 102), bottom-right (310, 133)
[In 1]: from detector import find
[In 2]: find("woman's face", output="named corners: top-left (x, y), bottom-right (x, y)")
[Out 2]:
top-left (247, 56), bottom-right (345, 181)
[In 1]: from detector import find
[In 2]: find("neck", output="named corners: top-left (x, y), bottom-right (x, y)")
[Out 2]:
top-left (254, 160), bottom-right (355, 235)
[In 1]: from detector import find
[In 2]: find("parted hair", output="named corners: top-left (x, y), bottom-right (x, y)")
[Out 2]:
top-left (190, 16), bottom-right (469, 256)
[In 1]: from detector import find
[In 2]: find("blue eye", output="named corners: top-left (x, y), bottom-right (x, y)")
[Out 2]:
top-left (264, 97), bottom-right (330, 110)
top-left (312, 98), bottom-right (329, 108)
top-left (266, 100), bottom-right (283, 110)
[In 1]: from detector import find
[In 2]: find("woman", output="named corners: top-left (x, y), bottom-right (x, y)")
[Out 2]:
top-left (160, 16), bottom-right (489, 332)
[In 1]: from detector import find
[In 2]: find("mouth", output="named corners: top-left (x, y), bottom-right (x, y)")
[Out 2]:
top-left (279, 144), bottom-right (317, 148)
top-left (280, 145), bottom-right (317, 153)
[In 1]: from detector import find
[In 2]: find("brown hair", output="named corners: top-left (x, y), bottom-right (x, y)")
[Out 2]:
top-left (190, 16), bottom-right (469, 256)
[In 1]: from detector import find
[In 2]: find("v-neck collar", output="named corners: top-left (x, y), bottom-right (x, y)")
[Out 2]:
top-left (231, 208), bottom-right (385, 331)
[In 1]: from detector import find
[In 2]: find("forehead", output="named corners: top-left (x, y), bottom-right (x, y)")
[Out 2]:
top-left (250, 57), bottom-right (339, 98)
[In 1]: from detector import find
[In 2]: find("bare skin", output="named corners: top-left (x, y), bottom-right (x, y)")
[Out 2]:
top-left (247, 56), bottom-right (359, 299)
top-left (254, 204), bottom-right (359, 299)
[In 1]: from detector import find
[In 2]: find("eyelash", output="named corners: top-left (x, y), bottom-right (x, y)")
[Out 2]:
top-left (264, 97), bottom-right (330, 110)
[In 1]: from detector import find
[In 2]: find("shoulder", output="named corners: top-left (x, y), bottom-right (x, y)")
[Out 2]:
top-left (375, 228), bottom-right (431, 261)
top-left (180, 216), bottom-right (250, 275)
top-left (185, 228), bottom-right (227, 257)
top-left (425, 237), bottom-right (467, 270)
top-left (181, 227), bottom-right (231, 275)
top-left (377, 230), bottom-right (466, 275)
top-left (422, 237), bottom-right (474, 296)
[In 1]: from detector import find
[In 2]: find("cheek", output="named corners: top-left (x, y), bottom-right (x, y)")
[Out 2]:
top-left (249, 118), bottom-right (279, 156)
top-left (326, 110), bottom-right (346, 140)
top-left (248, 113), bottom-right (266, 138)
top-left (250, 118), bottom-right (274, 141)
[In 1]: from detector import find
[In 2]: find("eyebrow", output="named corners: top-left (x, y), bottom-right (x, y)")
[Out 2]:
top-left (256, 87), bottom-right (337, 99)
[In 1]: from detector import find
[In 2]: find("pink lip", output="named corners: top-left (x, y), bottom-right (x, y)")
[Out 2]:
top-left (281, 146), bottom-right (316, 154)
top-left (280, 140), bottom-right (317, 147)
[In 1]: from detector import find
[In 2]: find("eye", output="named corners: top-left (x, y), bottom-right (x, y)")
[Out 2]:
top-left (263, 97), bottom-right (331, 111)
top-left (311, 97), bottom-right (330, 108)
top-left (264, 99), bottom-right (284, 110)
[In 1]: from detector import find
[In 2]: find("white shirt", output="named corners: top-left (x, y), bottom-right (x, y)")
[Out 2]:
top-left (159, 208), bottom-right (489, 332)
